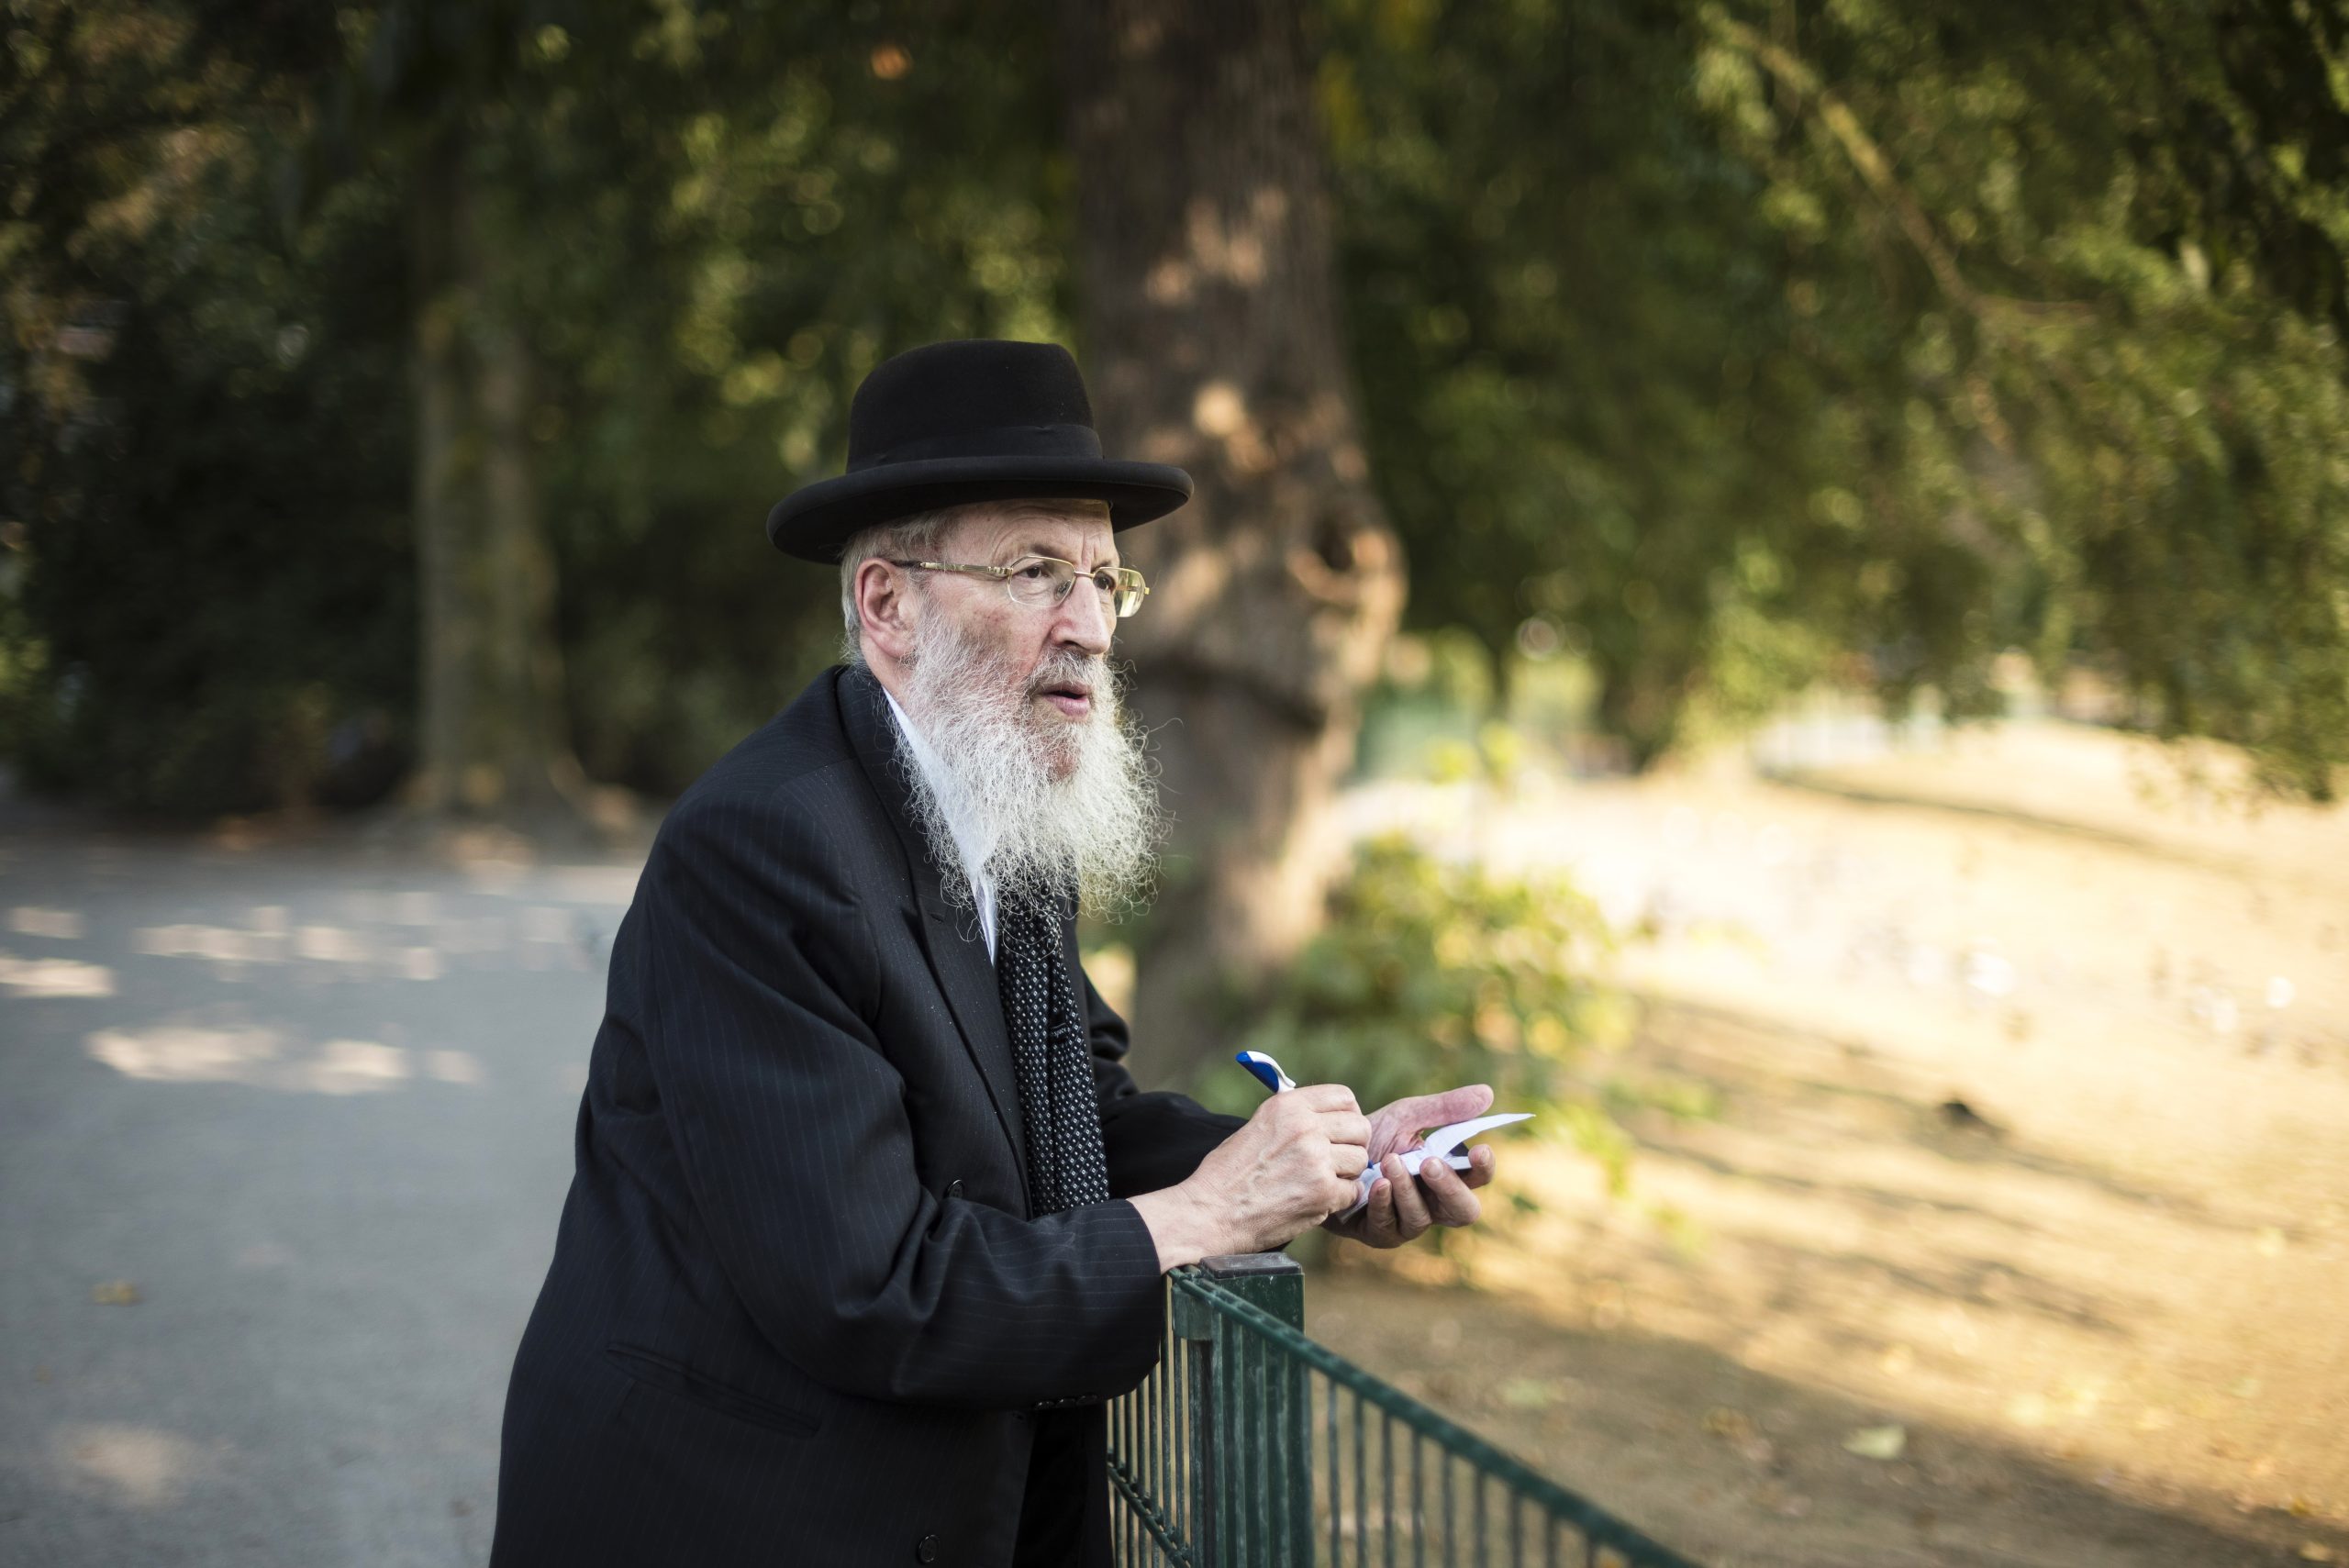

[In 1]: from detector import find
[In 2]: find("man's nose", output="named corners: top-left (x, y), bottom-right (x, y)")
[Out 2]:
top-left (1052, 573), bottom-right (1114, 655)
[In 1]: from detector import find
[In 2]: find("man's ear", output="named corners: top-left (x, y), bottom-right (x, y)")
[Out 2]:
top-left (854, 558), bottom-right (918, 665)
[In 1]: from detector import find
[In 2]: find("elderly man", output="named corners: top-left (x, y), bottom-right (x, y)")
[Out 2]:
top-left (489, 340), bottom-right (1497, 1567)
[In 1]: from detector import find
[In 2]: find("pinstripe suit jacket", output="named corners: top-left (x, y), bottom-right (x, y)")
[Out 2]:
top-left (489, 663), bottom-right (1243, 1567)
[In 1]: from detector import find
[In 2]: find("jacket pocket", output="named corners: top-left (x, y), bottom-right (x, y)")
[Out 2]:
top-left (603, 1341), bottom-right (822, 1440)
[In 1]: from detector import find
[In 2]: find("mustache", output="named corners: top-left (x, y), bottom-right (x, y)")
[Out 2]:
top-left (1022, 648), bottom-right (1119, 709)
top-left (1025, 648), bottom-right (1107, 688)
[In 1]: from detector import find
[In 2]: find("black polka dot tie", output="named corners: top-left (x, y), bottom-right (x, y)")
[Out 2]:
top-left (994, 893), bottom-right (1111, 1216)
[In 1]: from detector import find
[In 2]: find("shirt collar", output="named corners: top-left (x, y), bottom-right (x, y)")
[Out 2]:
top-left (880, 682), bottom-right (995, 894)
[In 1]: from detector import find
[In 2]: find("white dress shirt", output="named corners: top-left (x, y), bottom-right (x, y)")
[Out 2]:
top-left (882, 684), bottom-right (998, 960)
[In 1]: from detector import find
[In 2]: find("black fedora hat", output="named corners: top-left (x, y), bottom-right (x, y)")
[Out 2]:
top-left (764, 339), bottom-right (1194, 562)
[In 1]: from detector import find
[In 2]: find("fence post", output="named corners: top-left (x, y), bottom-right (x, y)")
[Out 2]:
top-left (1170, 1265), bottom-right (1219, 1566)
top-left (1192, 1253), bottom-right (1312, 1567)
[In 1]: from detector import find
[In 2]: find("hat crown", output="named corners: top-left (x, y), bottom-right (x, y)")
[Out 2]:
top-left (846, 339), bottom-right (1104, 472)
top-left (764, 336), bottom-right (1190, 562)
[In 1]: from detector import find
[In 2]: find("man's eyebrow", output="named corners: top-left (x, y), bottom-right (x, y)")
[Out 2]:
top-left (1009, 539), bottom-right (1118, 567)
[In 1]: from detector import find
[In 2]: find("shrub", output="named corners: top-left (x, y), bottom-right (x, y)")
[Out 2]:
top-left (1214, 831), bottom-right (1637, 1193)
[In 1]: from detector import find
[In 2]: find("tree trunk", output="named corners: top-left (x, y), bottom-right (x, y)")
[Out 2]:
top-left (405, 128), bottom-right (586, 822)
top-left (1059, 0), bottom-right (1405, 1087)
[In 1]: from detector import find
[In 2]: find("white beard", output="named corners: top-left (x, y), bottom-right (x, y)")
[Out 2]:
top-left (892, 610), bottom-right (1166, 922)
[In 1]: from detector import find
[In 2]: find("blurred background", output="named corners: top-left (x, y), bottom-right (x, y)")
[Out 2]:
top-left (3, 1), bottom-right (2346, 1563)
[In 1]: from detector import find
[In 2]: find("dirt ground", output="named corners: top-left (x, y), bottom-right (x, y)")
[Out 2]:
top-left (1308, 720), bottom-right (2349, 1567)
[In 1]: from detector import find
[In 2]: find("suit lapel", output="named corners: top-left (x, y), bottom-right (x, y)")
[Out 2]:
top-left (836, 664), bottom-right (1032, 1209)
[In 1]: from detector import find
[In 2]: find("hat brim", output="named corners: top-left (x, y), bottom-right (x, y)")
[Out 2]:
top-left (765, 455), bottom-right (1194, 563)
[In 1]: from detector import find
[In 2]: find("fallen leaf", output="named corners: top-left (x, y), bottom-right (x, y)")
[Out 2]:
top-left (1704, 1407), bottom-right (1753, 1440)
top-left (1500, 1378), bottom-right (1553, 1409)
top-left (91, 1281), bottom-right (139, 1306)
top-left (2299, 1543), bottom-right (2335, 1563)
top-left (1844, 1424), bottom-right (1908, 1461)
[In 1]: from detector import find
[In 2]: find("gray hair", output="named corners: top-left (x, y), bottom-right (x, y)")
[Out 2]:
top-left (837, 505), bottom-right (973, 665)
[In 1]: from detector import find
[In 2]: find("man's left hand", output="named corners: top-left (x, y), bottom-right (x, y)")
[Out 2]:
top-left (1319, 1084), bottom-right (1498, 1248)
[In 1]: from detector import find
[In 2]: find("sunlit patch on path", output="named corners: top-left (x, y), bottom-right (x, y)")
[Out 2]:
top-left (51, 1423), bottom-right (217, 1508)
top-left (0, 951), bottom-right (116, 997)
top-left (80, 1023), bottom-right (477, 1095)
top-left (10, 906), bottom-right (86, 939)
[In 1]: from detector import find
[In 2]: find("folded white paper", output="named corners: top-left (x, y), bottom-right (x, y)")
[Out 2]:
top-left (1342, 1111), bottom-right (1533, 1218)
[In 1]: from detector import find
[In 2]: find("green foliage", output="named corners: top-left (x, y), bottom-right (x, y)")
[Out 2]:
top-left (1328, 0), bottom-right (2349, 794)
top-left (526, 7), bottom-right (1074, 792)
top-left (1687, 0), bottom-right (2349, 797)
top-left (1214, 833), bottom-right (1637, 1194)
top-left (2, 0), bottom-right (1071, 811)
top-left (2, 24), bottom-right (414, 813)
top-left (8, 0), bottom-right (2347, 813)
top-left (1329, 0), bottom-right (1858, 765)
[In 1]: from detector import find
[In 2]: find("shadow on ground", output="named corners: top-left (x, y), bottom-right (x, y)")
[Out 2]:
top-left (1308, 1265), bottom-right (2348, 1568)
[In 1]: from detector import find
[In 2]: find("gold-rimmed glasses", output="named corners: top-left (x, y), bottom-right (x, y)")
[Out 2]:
top-left (890, 554), bottom-right (1151, 618)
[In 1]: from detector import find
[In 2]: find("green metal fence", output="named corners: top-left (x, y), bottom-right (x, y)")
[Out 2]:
top-left (1107, 1253), bottom-right (1701, 1568)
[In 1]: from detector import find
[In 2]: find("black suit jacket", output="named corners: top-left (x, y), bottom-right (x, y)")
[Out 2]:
top-left (489, 664), bottom-right (1243, 1567)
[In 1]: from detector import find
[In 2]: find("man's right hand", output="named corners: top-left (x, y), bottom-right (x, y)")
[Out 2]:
top-left (1128, 1085), bottom-right (1369, 1270)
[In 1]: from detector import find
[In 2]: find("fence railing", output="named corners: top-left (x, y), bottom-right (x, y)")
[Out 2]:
top-left (1107, 1253), bottom-right (1701, 1568)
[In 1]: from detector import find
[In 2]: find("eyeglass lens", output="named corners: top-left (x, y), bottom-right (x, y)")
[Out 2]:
top-left (1005, 559), bottom-right (1143, 617)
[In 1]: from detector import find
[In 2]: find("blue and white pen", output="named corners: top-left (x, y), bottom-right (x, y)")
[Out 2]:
top-left (1234, 1049), bottom-right (1296, 1095)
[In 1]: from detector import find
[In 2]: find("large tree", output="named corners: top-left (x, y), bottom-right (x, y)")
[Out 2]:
top-left (312, 5), bottom-right (592, 823)
top-left (1060, 0), bottom-right (1405, 1083)
top-left (406, 136), bottom-right (580, 818)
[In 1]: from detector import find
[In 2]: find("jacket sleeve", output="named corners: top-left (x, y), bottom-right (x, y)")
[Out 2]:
top-left (1076, 940), bottom-right (1247, 1201)
top-left (634, 787), bottom-right (1167, 1410)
